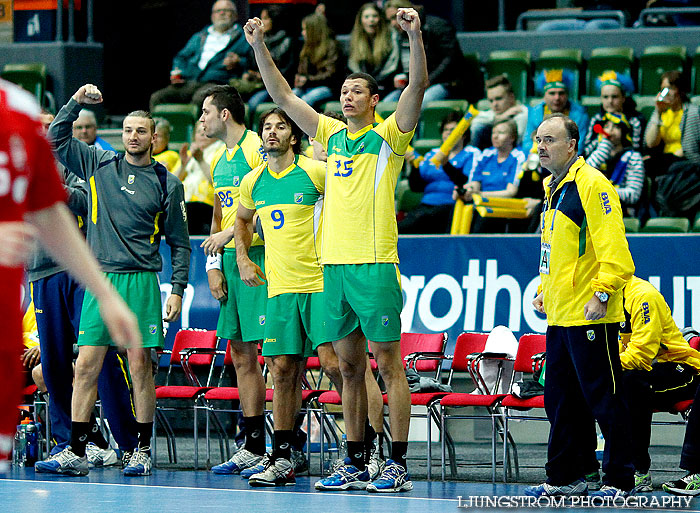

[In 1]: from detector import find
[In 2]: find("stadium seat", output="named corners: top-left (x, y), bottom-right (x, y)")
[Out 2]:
top-left (152, 103), bottom-right (199, 144)
top-left (586, 47), bottom-right (634, 96)
top-left (633, 95), bottom-right (657, 122)
top-left (581, 95), bottom-right (603, 118)
top-left (693, 212), bottom-right (700, 232)
top-left (485, 50), bottom-right (531, 103)
top-left (692, 46), bottom-right (700, 95)
top-left (638, 45), bottom-right (686, 96)
top-left (535, 48), bottom-right (582, 99)
top-left (641, 217), bottom-right (690, 233)
top-left (250, 101), bottom-right (277, 131)
top-left (623, 217), bottom-right (640, 233)
top-left (410, 138), bottom-right (442, 156)
top-left (1, 62), bottom-right (46, 106)
top-left (419, 100), bottom-right (467, 140)
top-left (396, 179), bottom-right (423, 213)
top-left (376, 101), bottom-right (398, 121)
top-left (320, 101), bottom-right (343, 116)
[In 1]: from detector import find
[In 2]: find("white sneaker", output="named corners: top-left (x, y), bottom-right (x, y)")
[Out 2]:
top-left (211, 448), bottom-right (263, 474)
top-left (85, 442), bottom-right (118, 468)
top-left (122, 448), bottom-right (152, 476)
top-left (35, 447), bottom-right (89, 476)
top-left (249, 457), bottom-right (296, 487)
top-left (367, 441), bottom-right (386, 480)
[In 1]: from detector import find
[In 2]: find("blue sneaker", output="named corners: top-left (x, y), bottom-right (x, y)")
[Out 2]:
top-left (590, 485), bottom-right (634, 498)
top-left (524, 479), bottom-right (588, 497)
top-left (241, 453), bottom-right (271, 479)
top-left (211, 448), bottom-right (263, 475)
top-left (366, 459), bottom-right (413, 493)
top-left (35, 447), bottom-right (89, 476)
top-left (122, 448), bottom-right (152, 476)
top-left (315, 458), bottom-right (370, 490)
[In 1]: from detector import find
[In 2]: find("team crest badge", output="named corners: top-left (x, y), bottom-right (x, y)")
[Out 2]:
top-left (128, 174), bottom-right (135, 184)
top-left (233, 176), bottom-right (240, 187)
top-left (259, 315), bottom-right (266, 326)
top-left (586, 330), bottom-right (595, 341)
top-left (381, 315), bottom-right (389, 327)
top-left (294, 193), bottom-right (303, 204)
top-left (149, 325), bottom-right (158, 335)
top-left (358, 143), bottom-right (365, 153)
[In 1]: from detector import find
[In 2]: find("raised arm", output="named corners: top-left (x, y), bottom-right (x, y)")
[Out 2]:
top-left (244, 17), bottom-right (319, 137)
top-left (394, 8), bottom-right (429, 134)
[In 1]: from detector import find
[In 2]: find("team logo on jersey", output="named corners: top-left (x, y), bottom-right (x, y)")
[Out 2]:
top-left (586, 330), bottom-right (595, 341)
top-left (599, 192), bottom-right (612, 215)
top-left (120, 186), bottom-right (135, 195)
top-left (358, 143), bottom-right (365, 153)
top-left (233, 176), bottom-right (240, 187)
top-left (381, 315), bottom-right (389, 327)
top-left (128, 174), bottom-right (135, 184)
top-left (149, 325), bottom-right (157, 335)
top-left (294, 193), bottom-right (303, 204)
top-left (641, 302), bottom-right (651, 324)
top-left (259, 315), bottom-right (266, 326)
top-left (619, 321), bottom-right (626, 329)
top-left (180, 200), bottom-right (187, 222)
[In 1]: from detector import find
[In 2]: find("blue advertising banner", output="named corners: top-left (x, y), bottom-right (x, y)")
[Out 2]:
top-left (159, 234), bottom-right (700, 352)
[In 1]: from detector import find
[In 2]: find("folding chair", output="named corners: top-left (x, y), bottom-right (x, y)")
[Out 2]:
top-left (500, 333), bottom-right (547, 482)
top-left (438, 332), bottom-right (513, 482)
top-left (486, 50), bottom-right (531, 102)
top-left (154, 329), bottom-right (218, 468)
top-left (419, 100), bottom-right (467, 139)
top-left (586, 47), bottom-right (634, 96)
top-left (535, 49), bottom-right (582, 99)
top-left (638, 45), bottom-right (686, 96)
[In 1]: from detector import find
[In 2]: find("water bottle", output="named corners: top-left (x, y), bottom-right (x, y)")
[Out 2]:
top-left (338, 433), bottom-right (347, 461)
top-left (24, 421), bottom-right (38, 467)
top-left (12, 425), bottom-right (26, 467)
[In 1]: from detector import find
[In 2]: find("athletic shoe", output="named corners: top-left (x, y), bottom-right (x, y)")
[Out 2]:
top-left (585, 471), bottom-right (602, 491)
top-left (366, 459), bottom-right (413, 493)
top-left (590, 485), bottom-right (633, 498)
top-left (241, 453), bottom-right (271, 479)
top-left (662, 473), bottom-right (700, 496)
top-left (367, 442), bottom-right (386, 481)
top-left (85, 442), bottom-right (118, 468)
top-left (34, 447), bottom-right (89, 476)
top-left (248, 457), bottom-right (296, 487)
top-left (211, 448), bottom-right (264, 475)
top-left (291, 449), bottom-right (309, 475)
top-left (524, 479), bottom-right (587, 497)
top-left (315, 458), bottom-right (371, 490)
top-left (634, 471), bottom-right (653, 492)
top-left (121, 450), bottom-right (134, 469)
top-left (122, 448), bottom-right (152, 476)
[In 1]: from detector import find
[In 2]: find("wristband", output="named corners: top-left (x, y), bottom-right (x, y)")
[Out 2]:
top-left (205, 254), bottom-right (222, 272)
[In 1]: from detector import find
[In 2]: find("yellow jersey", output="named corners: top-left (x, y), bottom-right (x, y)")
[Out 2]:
top-left (210, 130), bottom-right (266, 248)
top-left (314, 113), bottom-right (414, 264)
top-left (239, 155), bottom-right (326, 297)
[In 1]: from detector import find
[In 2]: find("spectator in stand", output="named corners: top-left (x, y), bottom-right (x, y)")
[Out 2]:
top-left (470, 74), bottom-right (529, 150)
top-left (644, 70), bottom-right (700, 177)
top-left (523, 69), bottom-right (589, 156)
top-left (584, 71), bottom-right (645, 157)
top-left (585, 112), bottom-right (645, 215)
top-left (72, 109), bottom-right (115, 151)
top-left (235, 6), bottom-right (295, 117)
top-left (383, 0), bottom-right (466, 103)
top-left (153, 118), bottom-right (182, 177)
top-left (399, 111), bottom-right (481, 234)
top-left (293, 14), bottom-right (342, 109)
top-left (179, 121), bottom-right (224, 206)
top-left (348, 3), bottom-right (400, 95)
top-left (149, 0), bottom-right (249, 110)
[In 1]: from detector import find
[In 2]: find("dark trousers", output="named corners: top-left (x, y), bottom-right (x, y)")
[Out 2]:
top-left (33, 272), bottom-right (138, 452)
top-left (544, 323), bottom-right (634, 490)
top-left (681, 377), bottom-right (700, 473)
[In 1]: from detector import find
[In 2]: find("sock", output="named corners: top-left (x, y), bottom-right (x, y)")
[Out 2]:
top-left (136, 421), bottom-right (153, 454)
top-left (376, 432), bottom-right (387, 460)
top-left (272, 430), bottom-right (293, 461)
top-left (244, 415), bottom-right (266, 456)
top-left (70, 421), bottom-right (91, 457)
top-left (364, 419), bottom-right (376, 464)
top-left (347, 441), bottom-right (365, 470)
top-left (88, 416), bottom-right (109, 449)
top-left (391, 441), bottom-right (408, 469)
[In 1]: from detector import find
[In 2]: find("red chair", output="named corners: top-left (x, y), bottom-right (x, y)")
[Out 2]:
top-left (651, 335), bottom-right (700, 426)
top-left (500, 333), bottom-right (547, 482)
top-left (154, 329), bottom-right (218, 469)
top-left (437, 331), bottom-right (512, 482)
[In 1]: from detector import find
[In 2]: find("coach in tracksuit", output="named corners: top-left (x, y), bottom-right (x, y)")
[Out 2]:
top-left (47, 84), bottom-right (190, 476)
top-left (526, 113), bottom-right (636, 498)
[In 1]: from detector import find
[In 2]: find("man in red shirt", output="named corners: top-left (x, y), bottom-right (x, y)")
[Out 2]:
top-left (0, 79), bottom-right (141, 471)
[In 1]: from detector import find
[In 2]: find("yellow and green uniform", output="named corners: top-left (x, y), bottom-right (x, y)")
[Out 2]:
top-left (619, 276), bottom-right (700, 372)
top-left (211, 130), bottom-right (269, 342)
top-left (314, 113), bottom-right (414, 342)
top-left (239, 154), bottom-right (326, 355)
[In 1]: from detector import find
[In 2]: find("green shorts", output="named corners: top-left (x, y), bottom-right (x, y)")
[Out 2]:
top-left (322, 263), bottom-right (403, 343)
top-left (217, 246), bottom-right (268, 343)
top-left (262, 292), bottom-right (324, 358)
top-left (78, 271), bottom-right (164, 348)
